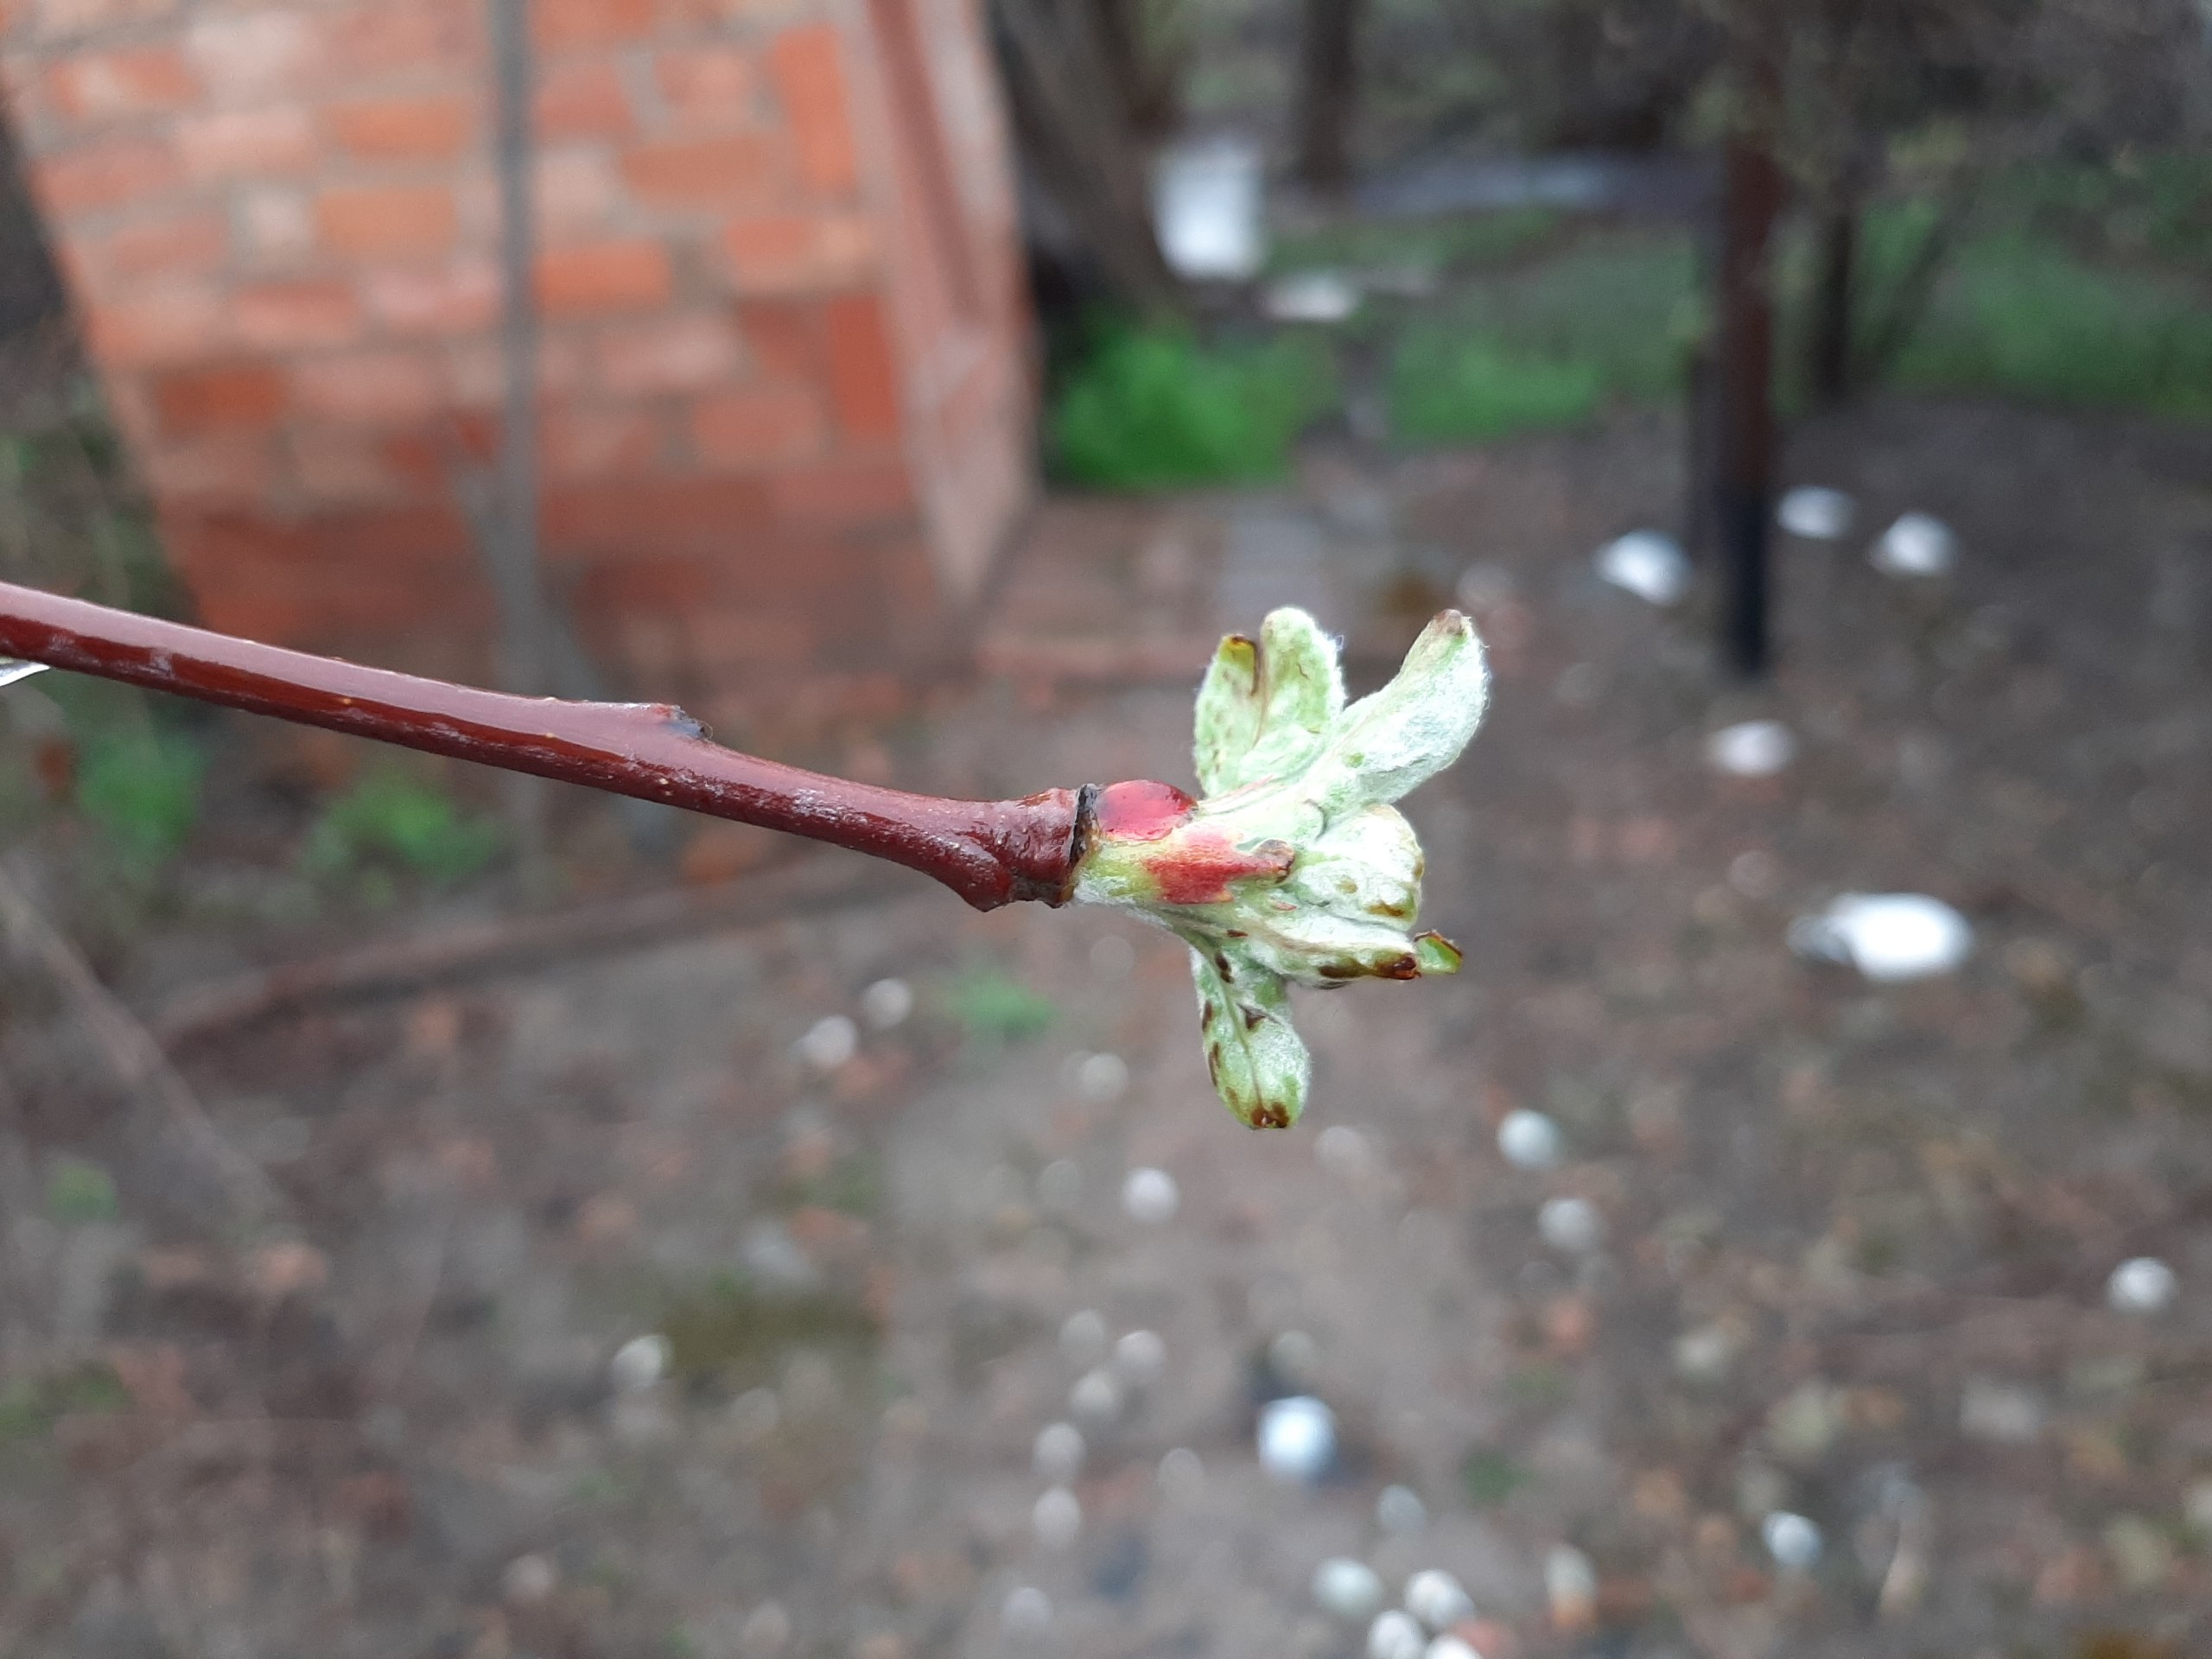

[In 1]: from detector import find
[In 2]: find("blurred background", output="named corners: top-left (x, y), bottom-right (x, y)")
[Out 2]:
top-left (1, 1), bottom-right (2210, 1655)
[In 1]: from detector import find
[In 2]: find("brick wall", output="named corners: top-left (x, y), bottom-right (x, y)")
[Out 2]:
top-left (0, 0), bottom-right (1035, 733)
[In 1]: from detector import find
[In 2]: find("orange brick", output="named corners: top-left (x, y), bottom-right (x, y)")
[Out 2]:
top-left (535, 60), bottom-right (632, 140)
top-left (315, 184), bottom-right (456, 256)
top-left (47, 45), bottom-right (199, 124)
top-left (232, 279), bottom-right (363, 350)
top-left (328, 94), bottom-right (474, 162)
top-left (288, 426), bottom-right (403, 501)
top-left (535, 240), bottom-right (670, 315)
top-left (689, 383), bottom-right (825, 467)
top-left (534, 148), bottom-right (619, 240)
top-left (86, 283), bottom-right (227, 367)
top-left (176, 106), bottom-right (317, 180)
top-left (535, 0), bottom-right (652, 52)
top-left (721, 212), bottom-right (874, 295)
top-left (184, 9), bottom-right (325, 103)
top-left (620, 132), bottom-right (783, 207)
top-left (768, 23), bottom-right (856, 197)
top-left (767, 459), bottom-right (913, 528)
top-left (359, 259), bottom-right (499, 335)
top-left (328, 1), bottom-right (476, 76)
top-left (153, 361), bottom-right (288, 436)
top-left (101, 210), bottom-right (227, 280)
top-left (36, 135), bottom-right (179, 213)
top-left (542, 401), bottom-right (666, 480)
top-left (736, 299), bottom-right (821, 381)
top-left (591, 313), bottom-right (742, 395)
top-left (654, 46), bottom-right (757, 125)
top-left (822, 291), bottom-right (899, 442)
top-left (291, 346), bottom-right (447, 423)
top-left (22, 0), bottom-right (181, 37)
top-left (142, 432), bottom-right (280, 503)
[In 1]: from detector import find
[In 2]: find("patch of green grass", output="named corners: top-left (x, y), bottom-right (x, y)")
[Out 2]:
top-left (302, 764), bottom-right (501, 889)
top-left (1269, 207), bottom-right (1562, 277)
top-left (0, 1361), bottom-right (129, 1447)
top-left (45, 1156), bottom-right (118, 1224)
top-left (1979, 150), bottom-right (2212, 270)
top-left (1892, 233), bottom-right (2212, 420)
top-left (944, 966), bottom-right (1056, 1046)
top-left (1050, 322), bottom-right (1337, 491)
top-left (75, 726), bottom-right (204, 872)
top-left (1389, 334), bottom-right (1605, 442)
top-left (1387, 232), bottom-right (1698, 443)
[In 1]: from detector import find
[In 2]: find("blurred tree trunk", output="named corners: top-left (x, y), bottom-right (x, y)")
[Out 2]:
top-left (1808, 194), bottom-right (1857, 404)
top-left (1295, 0), bottom-right (1363, 194)
top-left (1711, 11), bottom-right (1784, 679)
top-left (991, 0), bottom-right (1180, 311)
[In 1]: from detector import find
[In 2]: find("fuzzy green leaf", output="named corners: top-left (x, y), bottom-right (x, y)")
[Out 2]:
top-left (1189, 947), bottom-right (1307, 1129)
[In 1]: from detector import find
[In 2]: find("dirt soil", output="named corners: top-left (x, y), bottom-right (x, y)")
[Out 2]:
top-left (4, 398), bottom-right (2212, 1659)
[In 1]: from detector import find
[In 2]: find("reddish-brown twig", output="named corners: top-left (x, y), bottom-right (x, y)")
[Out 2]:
top-left (0, 579), bottom-right (1090, 910)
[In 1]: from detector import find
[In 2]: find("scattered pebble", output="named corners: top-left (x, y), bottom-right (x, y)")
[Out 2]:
top-left (502, 1552), bottom-right (557, 1605)
top-left (1032, 1485), bottom-right (1081, 1549)
top-left (1706, 719), bottom-right (1796, 778)
top-left (1537, 1195), bottom-right (1605, 1255)
top-left (1761, 1510), bottom-right (1823, 1570)
top-left (1425, 1638), bottom-right (1479, 1659)
top-left (795, 1014), bottom-right (858, 1071)
top-left (609, 1333), bottom-right (670, 1394)
top-left (1258, 1395), bottom-right (1336, 1483)
top-left (1001, 1586), bottom-right (1052, 1635)
top-left (1070, 1367), bottom-right (1123, 1423)
top-left (1959, 1377), bottom-right (2045, 1445)
top-left (2107, 1255), bottom-right (2177, 1315)
top-left (1777, 486), bottom-right (1854, 539)
top-left (1789, 893), bottom-right (1973, 981)
top-left (1263, 270), bottom-right (1361, 323)
top-left (1497, 1109), bottom-right (1563, 1170)
top-left (739, 1600), bottom-right (792, 1656)
top-left (1544, 1544), bottom-right (1597, 1630)
top-left (741, 1219), bottom-right (818, 1291)
top-left (1157, 1446), bottom-right (1205, 1498)
top-left (1114, 1329), bottom-right (1166, 1384)
top-left (1727, 849), bottom-right (1779, 898)
top-left (1316, 1124), bottom-right (1376, 1180)
top-left (1674, 1324), bottom-right (1740, 1385)
top-left (1037, 1159), bottom-right (1082, 1213)
top-left (1122, 1166), bottom-right (1180, 1224)
top-left (1404, 1567), bottom-right (1474, 1630)
top-left (1075, 1052), bottom-right (1129, 1103)
top-left (858, 977), bottom-right (912, 1030)
top-left (1033, 1421), bottom-right (1084, 1483)
top-left (1312, 1557), bottom-right (1385, 1623)
top-left (1059, 1309), bottom-right (1108, 1366)
top-left (1871, 512), bottom-right (1956, 577)
top-left (1765, 1382), bottom-right (1845, 1465)
top-left (1367, 1610), bottom-right (1427, 1659)
top-left (1376, 1484), bottom-right (1428, 1535)
top-left (1596, 531), bottom-right (1690, 606)
top-left (1268, 1329), bottom-right (1320, 1387)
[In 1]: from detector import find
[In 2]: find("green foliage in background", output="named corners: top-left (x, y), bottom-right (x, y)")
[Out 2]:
top-left (944, 966), bottom-right (1056, 1046)
top-left (1977, 150), bottom-right (2212, 270)
top-left (76, 725), bottom-right (205, 873)
top-left (45, 1155), bottom-right (119, 1224)
top-left (0, 1362), bottom-right (129, 1449)
top-left (1269, 206), bottom-right (1561, 278)
top-left (1050, 322), bottom-right (1337, 490)
top-left (1892, 234), bottom-right (2212, 420)
top-left (302, 765), bottom-right (501, 890)
top-left (1389, 233), bottom-right (1699, 443)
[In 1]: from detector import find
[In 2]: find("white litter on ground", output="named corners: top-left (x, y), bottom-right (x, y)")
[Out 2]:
top-left (609, 1333), bottom-right (670, 1394)
top-left (1871, 512), bottom-right (1957, 577)
top-left (1312, 1558), bottom-right (1385, 1623)
top-left (1122, 1166), bottom-right (1180, 1224)
top-left (857, 977), bottom-right (912, 1029)
top-left (1257, 1395), bottom-right (1336, 1482)
top-left (1538, 1195), bottom-right (1605, 1254)
top-left (1497, 1109), bottom-right (1564, 1170)
top-left (2107, 1256), bottom-right (2177, 1315)
top-left (1777, 486), bottom-right (1855, 539)
top-left (1366, 1610), bottom-right (1427, 1659)
top-left (1762, 1510), bottom-right (1824, 1569)
top-left (1262, 270), bottom-right (1360, 322)
top-left (1789, 893), bottom-right (1974, 981)
top-left (1404, 1567), bottom-right (1474, 1630)
top-left (1707, 719), bottom-right (1796, 778)
top-left (794, 1014), bottom-right (857, 1071)
top-left (1595, 531), bottom-right (1690, 606)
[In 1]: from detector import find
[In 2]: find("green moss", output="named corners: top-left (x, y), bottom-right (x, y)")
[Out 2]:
top-left (44, 1155), bottom-right (118, 1224)
top-left (1269, 207), bottom-right (1563, 277)
top-left (944, 966), bottom-right (1057, 1046)
top-left (76, 726), bottom-right (204, 872)
top-left (660, 1274), bottom-right (878, 1392)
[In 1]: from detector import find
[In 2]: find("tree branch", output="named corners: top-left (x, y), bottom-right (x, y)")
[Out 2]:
top-left (0, 580), bottom-right (1089, 912)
